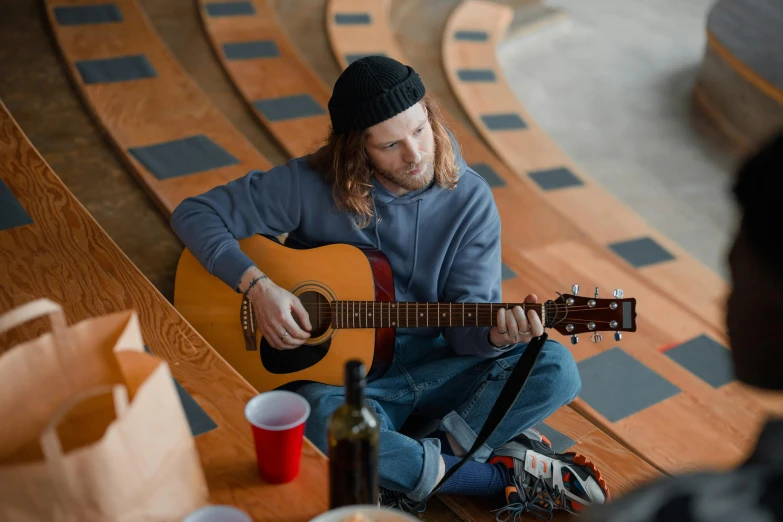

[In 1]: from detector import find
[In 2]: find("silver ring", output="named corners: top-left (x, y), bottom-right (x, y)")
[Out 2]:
top-left (498, 329), bottom-right (507, 335)
top-left (521, 329), bottom-right (532, 335)
top-left (281, 331), bottom-right (289, 340)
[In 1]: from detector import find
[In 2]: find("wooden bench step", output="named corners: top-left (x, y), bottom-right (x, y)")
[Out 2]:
top-left (196, 0), bottom-right (333, 158)
top-left (509, 240), bottom-right (765, 473)
top-left (44, 0), bottom-right (273, 217)
top-left (0, 100), bottom-right (329, 521)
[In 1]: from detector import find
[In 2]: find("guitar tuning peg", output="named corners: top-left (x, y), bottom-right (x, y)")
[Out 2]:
top-left (571, 334), bottom-right (579, 345)
top-left (613, 288), bottom-right (624, 298)
top-left (615, 331), bottom-right (622, 341)
top-left (591, 333), bottom-right (603, 343)
top-left (594, 287), bottom-right (599, 298)
top-left (572, 284), bottom-right (579, 295)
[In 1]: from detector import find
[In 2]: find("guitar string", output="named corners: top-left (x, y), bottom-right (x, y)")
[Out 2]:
top-left (302, 304), bottom-right (620, 312)
top-left (306, 306), bottom-right (622, 326)
top-left (300, 301), bottom-right (622, 310)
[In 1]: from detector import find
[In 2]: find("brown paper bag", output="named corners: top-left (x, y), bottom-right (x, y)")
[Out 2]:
top-left (0, 298), bottom-right (210, 522)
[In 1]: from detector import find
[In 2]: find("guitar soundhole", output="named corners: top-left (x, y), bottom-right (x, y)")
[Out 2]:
top-left (298, 291), bottom-right (332, 337)
top-left (260, 291), bottom-right (332, 375)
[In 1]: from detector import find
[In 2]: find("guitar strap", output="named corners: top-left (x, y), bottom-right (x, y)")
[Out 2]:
top-left (410, 332), bottom-right (549, 512)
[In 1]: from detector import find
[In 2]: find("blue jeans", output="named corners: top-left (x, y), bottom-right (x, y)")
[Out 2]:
top-left (294, 334), bottom-right (581, 502)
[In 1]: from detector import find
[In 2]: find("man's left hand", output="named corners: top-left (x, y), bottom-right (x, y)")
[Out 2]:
top-left (489, 294), bottom-right (544, 347)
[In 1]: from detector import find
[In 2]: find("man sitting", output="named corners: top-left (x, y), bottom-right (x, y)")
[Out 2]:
top-left (170, 55), bottom-right (608, 516)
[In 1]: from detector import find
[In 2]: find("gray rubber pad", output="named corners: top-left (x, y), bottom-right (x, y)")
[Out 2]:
top-left (457, 69), bottom-right (497, 82)
top-left (663, 334), bottom-right (735, 388)
top-left (128, 134), bottom-right (240, 180)
top-left (253, 94), bottom-right (326, 122)
top-left (53, 4), bottom-right (123, 25)
top-left (223, 40), bottom-right (280, 60)
top-left (204, 2), bottom-right (255, 17)
top-left (608, 237), bottom-right (675, 268)
top-left (334, 13), bottom-right (371, 24)
top-left (75, 55), bottom-right (156, 84)
top-left (454, 30), bottom-right (489, 41)
top-left (528, 167), bottom-right (584, 191)
top-left (470, 163), bottom-right (506, 188)
top-left (532, 422), bottom-right (576, 452)
top-left (577, 347), bottom-right (681, 422)
top-left (0, 178), bottom-right (33, 232)
top-left (481, 113), bottom-right (527, 130)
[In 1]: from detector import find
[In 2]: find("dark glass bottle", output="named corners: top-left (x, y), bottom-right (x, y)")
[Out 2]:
top-left (327, 360), bottom-right (380, 508)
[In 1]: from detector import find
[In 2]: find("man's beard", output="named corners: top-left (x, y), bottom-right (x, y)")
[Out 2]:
top-left (375, 157), bottom-right (435, 192)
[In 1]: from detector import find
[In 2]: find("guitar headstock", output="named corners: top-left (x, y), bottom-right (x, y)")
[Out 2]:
top-left (545, 285), bottom-right (637, 344)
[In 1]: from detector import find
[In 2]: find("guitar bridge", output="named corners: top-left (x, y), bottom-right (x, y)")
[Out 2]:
top-left (241, 296), bottom-right (257, 350)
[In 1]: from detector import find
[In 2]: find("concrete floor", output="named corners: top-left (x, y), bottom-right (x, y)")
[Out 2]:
top-left (497, 0), bottom-right (745, 280)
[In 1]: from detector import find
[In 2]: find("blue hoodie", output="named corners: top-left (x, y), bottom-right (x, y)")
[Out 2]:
top-left (170, 139), bottom-right (505, 358)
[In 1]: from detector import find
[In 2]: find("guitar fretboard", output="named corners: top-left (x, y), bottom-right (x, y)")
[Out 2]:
top-left (331, 302), bottom-right (545, 329)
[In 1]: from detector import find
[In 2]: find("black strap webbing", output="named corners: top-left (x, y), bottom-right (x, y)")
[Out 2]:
top-left (411, 332), bottom-right (548, 512)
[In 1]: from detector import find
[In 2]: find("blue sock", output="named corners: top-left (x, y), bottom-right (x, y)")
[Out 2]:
top-left (437, 453), bottom-right (509, 497)
top-left (432, 430), bottom-right (454, 456)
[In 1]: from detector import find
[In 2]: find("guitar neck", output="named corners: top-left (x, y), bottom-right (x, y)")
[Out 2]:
top-left (331, 301), bottom-right (545, 329)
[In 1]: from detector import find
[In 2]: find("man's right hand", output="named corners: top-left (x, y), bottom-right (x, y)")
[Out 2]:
top-left (240, 267), bottom-right (312, 350)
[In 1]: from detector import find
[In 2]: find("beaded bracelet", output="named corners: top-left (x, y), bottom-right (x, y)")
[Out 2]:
top-left (242, 274), bottom-right (268, 297)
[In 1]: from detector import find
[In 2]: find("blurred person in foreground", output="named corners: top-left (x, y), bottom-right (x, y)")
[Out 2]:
top-left (584, 130), bottom-right (783, 522)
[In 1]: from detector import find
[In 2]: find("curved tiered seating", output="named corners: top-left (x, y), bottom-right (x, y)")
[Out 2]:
top-left (0, 100), bottom-right (328, 519)
top-left (196, 0), bottom-right (332, 157)
top-left (44, 0), bottom-right (272, 217)
top-left (326, 0), bottom-right (769, 480)
top-left (441, 0), bottom-right (728, 332)
top-left (694, 0), bottom-right (783, 152)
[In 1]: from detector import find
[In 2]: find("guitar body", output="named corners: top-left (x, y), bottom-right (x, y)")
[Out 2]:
top-left (173, 236), bottom-right (395, 394)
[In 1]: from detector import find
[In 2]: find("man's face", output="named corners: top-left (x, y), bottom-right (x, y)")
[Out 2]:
top-left (364, 102), bottom-right (435, 196)
top-left (726, 224), bottom-right (779, 387)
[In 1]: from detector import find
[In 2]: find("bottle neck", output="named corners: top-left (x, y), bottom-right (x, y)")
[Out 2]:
top-left (346, 381), bottom-right (364, 408)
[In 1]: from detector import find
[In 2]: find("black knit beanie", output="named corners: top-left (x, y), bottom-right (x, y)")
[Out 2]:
top-left (328, 55), bottom-right (426, 134)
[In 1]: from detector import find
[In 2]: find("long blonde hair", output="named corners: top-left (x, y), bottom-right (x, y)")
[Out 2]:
top-left (308, 92), bottom-right (460, 228)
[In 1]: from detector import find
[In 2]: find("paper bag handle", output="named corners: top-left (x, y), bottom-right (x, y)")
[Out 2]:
top-left (0, 298), bottom-right (74, 354)
top-left (39, 384), bottom-right (130, 462)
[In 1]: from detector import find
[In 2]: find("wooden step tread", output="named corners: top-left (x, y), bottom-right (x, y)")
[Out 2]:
top-left (44, 0), bottom-right (273, 217)
top-left (510, 240), bottom-right (766, 474)
top-left (196, 0), bottom-right (333, 158)
top-left (0, 100), bottom-right (328, 521)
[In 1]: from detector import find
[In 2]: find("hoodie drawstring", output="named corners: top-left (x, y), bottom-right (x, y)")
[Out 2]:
top-left (405, 200), bottom-right (421, 293)
top-left (372, 195), bottom-right (382, 250)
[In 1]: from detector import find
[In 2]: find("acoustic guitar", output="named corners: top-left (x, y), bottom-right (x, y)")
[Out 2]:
top-left (173, 235), bottom-right (637, 394)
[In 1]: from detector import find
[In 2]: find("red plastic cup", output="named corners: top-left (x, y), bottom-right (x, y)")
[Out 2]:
top-left (244, 390), bottom-right (311, 484)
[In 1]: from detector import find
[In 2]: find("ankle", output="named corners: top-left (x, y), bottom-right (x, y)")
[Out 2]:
top-left (445, 431), bottom-right (467, 457)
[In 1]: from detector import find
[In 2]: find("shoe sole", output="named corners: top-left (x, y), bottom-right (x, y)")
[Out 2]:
top-left (526, 428), bottom-right (611, 503)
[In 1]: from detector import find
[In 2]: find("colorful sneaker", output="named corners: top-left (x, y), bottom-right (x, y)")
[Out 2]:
top-left (379, 487), bottom-right (426, 513)
top-left (488, 428), bottom-right (610, 518)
